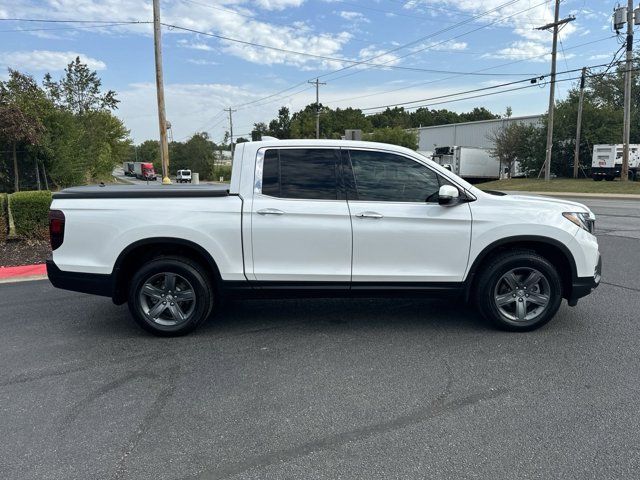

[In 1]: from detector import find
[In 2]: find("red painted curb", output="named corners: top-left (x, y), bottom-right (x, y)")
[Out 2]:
top-left (0, 263), bottom-right (47, 280)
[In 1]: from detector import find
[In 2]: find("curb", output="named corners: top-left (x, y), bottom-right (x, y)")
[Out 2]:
top-left (0, 264), bottom-right (47, 283)
top-left (490, 190), bottom-right (640, 201)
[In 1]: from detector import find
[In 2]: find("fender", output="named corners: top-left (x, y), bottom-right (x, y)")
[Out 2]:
top-left (463, 235), bottom-right (578, 300)
top-left (111, 237), bottom-right (224, 304)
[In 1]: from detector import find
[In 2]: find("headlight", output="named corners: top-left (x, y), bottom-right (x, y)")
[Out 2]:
top-left (563, 212), bottom-right (595, 234)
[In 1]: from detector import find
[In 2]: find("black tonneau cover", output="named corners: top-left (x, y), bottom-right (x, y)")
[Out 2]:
top-left (52, 184), bottom-right (230, 199)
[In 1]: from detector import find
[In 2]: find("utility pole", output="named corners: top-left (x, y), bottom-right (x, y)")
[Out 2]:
top-left (308, 78), bottom-right (326, 139)
top-left (536, 2), bottom-right (575, 181)
top-left (225, 108), bottom-right (236, 155)
top-left (621, 0), bottom-right (634, 182)
top-left (153, 0), bottom-right (171, 185)
top-left (574, 67), bottom-right (587, 179)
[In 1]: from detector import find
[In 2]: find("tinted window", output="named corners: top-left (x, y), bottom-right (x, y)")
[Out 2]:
top-left (262, 149), bottom-right (280, 197)
top-left (349, 150), bottom-right (441, 202)
top-left (261, 148), bottom-right (339, 200)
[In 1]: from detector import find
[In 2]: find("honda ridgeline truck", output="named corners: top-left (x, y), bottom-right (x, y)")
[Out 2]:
top-left (47, 140), bottom-right (601, 336)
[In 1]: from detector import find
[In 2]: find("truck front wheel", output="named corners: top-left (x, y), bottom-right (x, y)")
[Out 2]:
top-left (127, 256), bottom-right (214, 336)
top-left (474, 250), bottom-right (563, 331)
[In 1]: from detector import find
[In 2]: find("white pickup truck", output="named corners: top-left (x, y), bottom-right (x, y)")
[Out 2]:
top-left (47, 140), bottom-right (601, 336)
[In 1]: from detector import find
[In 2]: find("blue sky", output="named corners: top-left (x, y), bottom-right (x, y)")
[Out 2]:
top-left (0, 0), bottom-right (621, 143)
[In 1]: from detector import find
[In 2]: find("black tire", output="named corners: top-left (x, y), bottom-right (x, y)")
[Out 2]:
top-left (593, 176), bottom-right (603, 182)
top-left (605, 176), bottom-right (615, 181)
top-left (474, 250), bottom-right (563, 332)
top-left (127, 256), bottom-right (215, 336)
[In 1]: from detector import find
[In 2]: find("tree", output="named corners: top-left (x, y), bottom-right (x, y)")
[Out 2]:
top-left (252, 122), bottom-right (269, 140)
top-left (363, 127), bottom-right (418, 150)
top-left (268, 107), bottom-right (292, 138)
top-left (488, 122), bottom-right (545, 177)
top-left (43, 57), bottom-right (119, 114)
top-left (0, 70), bottom-right (49, 191)
top-left (0, 104), bottom-right (45, 191)
top-left (169, 133), bottom-right (217, 179)
top-left (459, 107), bottom-right (500, 122)
top-left (235, 137), bottom-right (249, 143)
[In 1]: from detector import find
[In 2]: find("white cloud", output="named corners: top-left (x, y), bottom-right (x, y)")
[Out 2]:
top-left (404, 0), bottom-right (577, 45)
top-left (178, 40), bottom-right (215, 52)
top-left (0, 50), bottom-right (106, 71)
top-left (187, 58), bottom-right (220, 66)
top-left (253, 0), bottom-right (304, 10)
top-left (337, 11), bottom-right (370, 23)
top-left (412, 40), bottom-right (468, 53)
top-left (4, 0), bottom-right (349, 68)
top-left (358, 46), bottom-right (401, 68)
top-left (589, 53), bottom-right (612, 60)
top-left (481, 40), bottom-right (576, 63)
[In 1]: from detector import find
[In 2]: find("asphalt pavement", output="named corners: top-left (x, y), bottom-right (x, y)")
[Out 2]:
top-left (1, 197), bottom-right (639, 480)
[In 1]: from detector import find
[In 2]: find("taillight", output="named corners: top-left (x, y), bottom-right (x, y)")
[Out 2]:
top-left (49, 210), bottom-right (65, 250)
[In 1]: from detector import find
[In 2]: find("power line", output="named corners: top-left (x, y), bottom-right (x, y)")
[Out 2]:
top-left (364, 64), bottom-right (637, 114)
top-left (0, 21), bottom-right (151, 33)
top-left (179, 0), bottom-right (374, 45)
top-left (361, 64), bottom-right (596, 111)
top-left (0, 18), bottom-right (148, 24)
top-left (160, 22), bottom-right (542, 77)
top-left (326, 35), bottom-right (616, 106)
top-left (323, 0), bottom-right (549, 85)
top-left (238, 7), bottom-right (604, 112)
top-left (229, 0), bottom-right (535, 110)
top-left (317, 0), bottom-right (525, 81)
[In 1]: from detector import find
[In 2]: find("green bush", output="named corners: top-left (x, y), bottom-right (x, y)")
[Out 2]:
top-left (9, 191), bottom-right (52, 239)
top-left (0, 193), bottom-right (7, 242)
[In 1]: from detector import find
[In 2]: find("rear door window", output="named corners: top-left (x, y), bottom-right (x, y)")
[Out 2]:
top-left (261, 148), bottom-right (340, 200)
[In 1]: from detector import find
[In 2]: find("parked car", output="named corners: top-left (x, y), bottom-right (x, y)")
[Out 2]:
top-left (47, 140), bottom-right (601, 336)
top-left (176, 169), bottom-right (192, 183)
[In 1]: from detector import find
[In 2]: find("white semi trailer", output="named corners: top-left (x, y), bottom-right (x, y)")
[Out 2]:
top-left (431, 146), bottom-right (523, 180)
top-left (591, 144), bottom-right (640, 181)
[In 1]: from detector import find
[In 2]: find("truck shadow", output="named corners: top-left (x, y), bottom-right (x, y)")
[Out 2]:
top-left (197, 297), bottom-right (487, 337)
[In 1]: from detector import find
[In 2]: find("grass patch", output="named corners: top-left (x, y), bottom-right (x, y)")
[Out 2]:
top-left (477, 178), bottom-right (640, 194)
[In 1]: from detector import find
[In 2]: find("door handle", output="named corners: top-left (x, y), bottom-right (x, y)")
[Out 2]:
top-left (355, 211), bottom-right (383, 219)
top-left (257, 208), bottom-right (285, 215)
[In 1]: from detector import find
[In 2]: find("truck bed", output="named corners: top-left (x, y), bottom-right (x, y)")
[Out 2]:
top-left (52, 184), bottom-right (230, 199)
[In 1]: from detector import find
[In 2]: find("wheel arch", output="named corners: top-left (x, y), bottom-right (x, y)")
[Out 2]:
top-left (465, 235), bottom-right (577, 301)
top-left (111, 237), bottom-right (222, 305)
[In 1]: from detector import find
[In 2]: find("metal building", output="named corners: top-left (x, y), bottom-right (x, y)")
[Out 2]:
top-left (415, 114), bottom-right (543, 156)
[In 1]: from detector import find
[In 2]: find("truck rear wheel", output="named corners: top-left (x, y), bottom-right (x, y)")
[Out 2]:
top-left (127, 256), bottom-right (214, 336)
top-left (474, 250), bottom-right (563, 332)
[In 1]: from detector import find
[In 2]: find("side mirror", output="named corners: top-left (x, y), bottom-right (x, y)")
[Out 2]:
top-left (438, 184), bottom-right (459, 205)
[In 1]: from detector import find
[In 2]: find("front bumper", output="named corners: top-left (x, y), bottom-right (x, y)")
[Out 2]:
top-left (568, 253), bottom-right (601, 306)
top-left (46, 257), bottom-right (113, 298)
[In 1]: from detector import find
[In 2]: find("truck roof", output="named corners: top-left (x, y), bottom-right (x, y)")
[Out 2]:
top-left (247, 139), bottom-right (416, 156)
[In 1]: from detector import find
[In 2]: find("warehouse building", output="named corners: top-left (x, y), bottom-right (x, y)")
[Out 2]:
top-left (415, 114), bottom-right (543, 157)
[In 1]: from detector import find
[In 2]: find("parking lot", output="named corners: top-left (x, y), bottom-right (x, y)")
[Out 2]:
top-left (1, 197), bottom-right (639, 480)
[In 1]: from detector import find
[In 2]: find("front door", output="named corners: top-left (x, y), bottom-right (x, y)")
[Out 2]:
top-left (345, 148), bottom-right (472, 283)
top-left (250, 147), bottom-right (352, 283)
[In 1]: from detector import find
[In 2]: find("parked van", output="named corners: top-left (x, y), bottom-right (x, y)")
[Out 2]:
top-left (177, 170), bottom-right (192, 183)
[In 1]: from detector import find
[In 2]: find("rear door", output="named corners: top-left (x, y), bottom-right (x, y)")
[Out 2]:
top-left (344, 148), bottom-right (472, 283)
top-left (250, 147), bottom-right (352, 283)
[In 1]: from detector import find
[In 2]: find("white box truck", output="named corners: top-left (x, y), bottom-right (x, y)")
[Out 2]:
top-left (591, 144), bottom-right (640, 181)
top-left (431, 146), bottom-right (524, 180)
